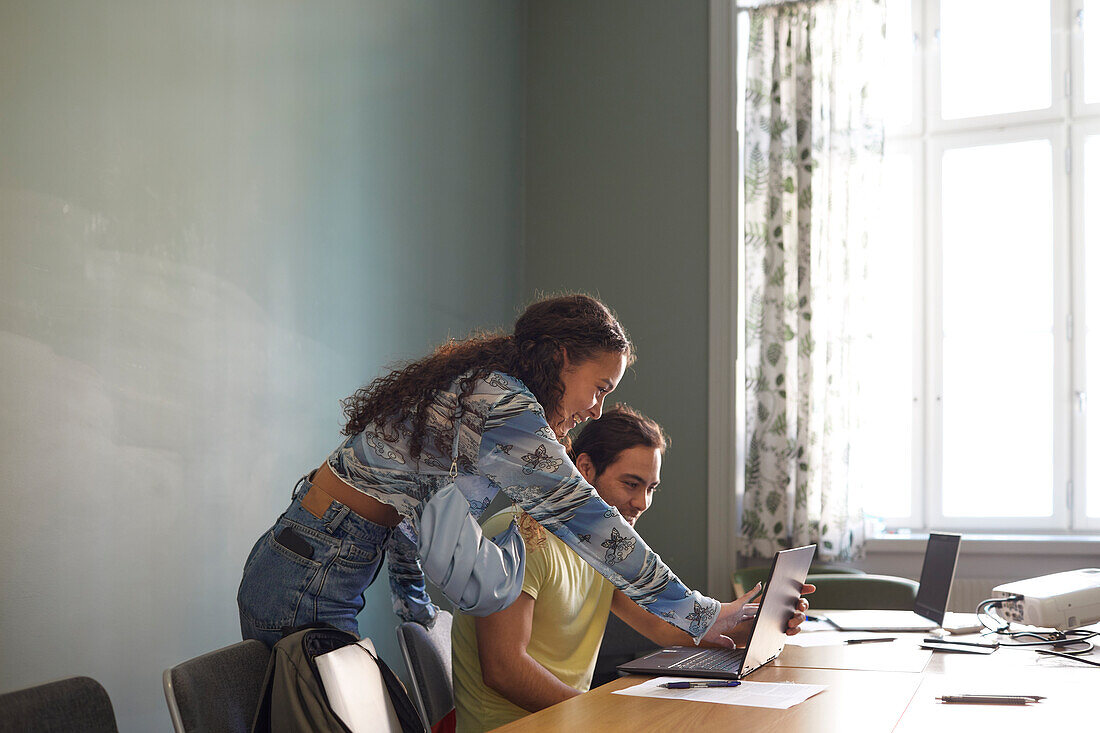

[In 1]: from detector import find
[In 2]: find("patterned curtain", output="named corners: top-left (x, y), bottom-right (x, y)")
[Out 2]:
top-left (741, 0), bottom-right (885, 562)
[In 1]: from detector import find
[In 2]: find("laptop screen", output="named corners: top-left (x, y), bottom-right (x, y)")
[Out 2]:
top-left (913, 532), bottom-right (961, 624)
top-left (740, 544), bottom-right (816, 676)
top-left (614, 544), bottom-right (816, 680)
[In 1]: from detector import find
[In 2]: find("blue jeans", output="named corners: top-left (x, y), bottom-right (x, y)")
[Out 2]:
top-left (237, 472), bottom-right (393, 647)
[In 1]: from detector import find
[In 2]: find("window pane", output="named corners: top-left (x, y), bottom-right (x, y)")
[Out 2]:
top-left (855, 149), bottom-right (915, 519)
top-left (1087, 134), bottom-right (1100, 516)
top-left (885, 0), bottom-right (914, 131)
top-left (941, 140), bottom-right (1053, 517)
top-left (1087, 1), bottom-right (1100, 105)
top-left (940, 0), bottom-right (1052, 120)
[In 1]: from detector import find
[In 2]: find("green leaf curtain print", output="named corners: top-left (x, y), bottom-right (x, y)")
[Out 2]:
top-left (742, 0), bottom-right (885, 562)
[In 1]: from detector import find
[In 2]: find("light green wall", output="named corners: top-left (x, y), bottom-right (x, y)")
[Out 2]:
top-left (0, 1), bottom-right (718, 726)
top-left (0, 1), bottom-right (523, 729)
top-left (522, 1), bottom-right (711, 590)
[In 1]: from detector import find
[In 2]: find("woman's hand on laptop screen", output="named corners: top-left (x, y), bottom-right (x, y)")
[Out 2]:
top-left (701, 583), bottom-right (762, 648)
top-left (755, 583), bottom-right (815, 641)
top-left (787, 583), bottom-right (815, 635)
top-left (703, 582), bottom-right (816, 647)
top-left (748, 582), bottom-right (813, 638)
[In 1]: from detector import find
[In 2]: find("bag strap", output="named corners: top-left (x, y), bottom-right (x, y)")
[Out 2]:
top-left (281, 620), bottom-right (350, 639)
top-left (354, 645), bottom-right (428, 733)
top-left (250, 646), bottom-right (278, 733)
top-left (449, 405), bottom-right (463, 479)
top-left (253, 624), bottom-right (361, 733)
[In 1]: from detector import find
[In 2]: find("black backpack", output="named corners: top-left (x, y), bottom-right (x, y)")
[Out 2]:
top-left (252, 624), bottom-right (426, 733)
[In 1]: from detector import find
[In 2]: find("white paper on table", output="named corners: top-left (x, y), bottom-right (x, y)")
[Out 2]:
top-left (611, 676), bottom-right (827, 709)
top-left (783, 630), bottom-right (848, 647)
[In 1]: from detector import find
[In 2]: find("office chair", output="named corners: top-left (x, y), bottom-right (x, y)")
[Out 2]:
top-left (396, 610), bottom-right (454, 730)
top-left (163, 639), bottom-right (271, 733)
top-left (732, 563), bottom-right (865, 596)
top-left (0, 675), bottom-right (119, 733)
top-left (805, 573), bottom-right (920, 610)
top-left (591, 612), bottom-right (659, 688)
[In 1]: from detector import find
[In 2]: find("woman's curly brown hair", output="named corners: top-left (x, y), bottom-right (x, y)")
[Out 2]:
top-left (341, 294), bottom-right (635, 460)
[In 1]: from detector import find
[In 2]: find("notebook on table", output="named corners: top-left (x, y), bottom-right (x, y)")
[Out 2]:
top-left (822, 532), bottom-right (981, 633)
top-left (616, 544), bottom-right (816, 680)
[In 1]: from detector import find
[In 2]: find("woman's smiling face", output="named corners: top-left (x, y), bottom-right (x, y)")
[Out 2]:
top-left (551, 350), bottom-right (628, 438)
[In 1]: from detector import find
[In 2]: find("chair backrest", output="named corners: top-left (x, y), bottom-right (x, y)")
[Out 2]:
top-left (591, 612), bottom-right (659, 689)
top-left (395, 610), bottom-right (453, 728)
top-left (732, 563), bottom-right (865, 596)
top-left (805, 573), bottom-right (920, 610)
top-left (163, 639), bottom-right (271, 733)
top-left (0, 675), bottom-right (118, 733)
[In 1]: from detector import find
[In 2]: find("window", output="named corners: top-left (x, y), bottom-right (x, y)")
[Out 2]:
top-left (858, 0), bottom-right (1100, 531)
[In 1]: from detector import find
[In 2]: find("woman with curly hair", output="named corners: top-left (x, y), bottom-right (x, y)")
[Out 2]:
top-left (237, 294), bottom-right (769, 649)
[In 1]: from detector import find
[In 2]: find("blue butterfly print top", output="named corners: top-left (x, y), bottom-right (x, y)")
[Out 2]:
top-left (326, 371), bottom-right (720, 641)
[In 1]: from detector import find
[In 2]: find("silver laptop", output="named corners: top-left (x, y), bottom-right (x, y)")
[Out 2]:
top-left (616, 545), bottom-right (816, 680)
top-left (823, 532), bottom-right (979, 633)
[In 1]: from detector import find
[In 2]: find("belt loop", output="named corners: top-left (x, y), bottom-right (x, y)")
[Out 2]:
top-left (327, 504), bottom-right (352, 533)
top-left (291, 474), bottom-right (309, 500)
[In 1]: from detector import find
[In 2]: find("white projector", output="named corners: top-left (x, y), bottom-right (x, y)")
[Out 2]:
top-left (992, 568), bottom-right (1100, 630)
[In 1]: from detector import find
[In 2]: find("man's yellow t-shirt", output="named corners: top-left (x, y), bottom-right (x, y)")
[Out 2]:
top-left (451, 508), bottom-right (615, 733)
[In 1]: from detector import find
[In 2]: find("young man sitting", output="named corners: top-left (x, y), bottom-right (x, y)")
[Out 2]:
top-left (450, 405), bottom-right (811, 732)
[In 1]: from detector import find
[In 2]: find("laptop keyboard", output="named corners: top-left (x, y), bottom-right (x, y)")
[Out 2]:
top-left (668, 647), bottom-right (746, 672)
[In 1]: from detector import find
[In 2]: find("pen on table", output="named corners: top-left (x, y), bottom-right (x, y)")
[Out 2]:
top-left (660, 680), bottom-right (742, 689)
top-left (844, 637), bottom-right (897, 645)
top-left (921, 637), bottom-right (998, 649)
top-left (937, 695), bottom-right (1045, 705)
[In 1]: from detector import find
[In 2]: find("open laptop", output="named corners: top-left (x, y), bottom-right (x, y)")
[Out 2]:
top-left (822, 532), bottom-right (980, 633)
top-left (616, 544), bottom-right (816, 680)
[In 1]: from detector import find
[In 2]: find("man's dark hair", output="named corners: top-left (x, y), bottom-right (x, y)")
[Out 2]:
top-left (567, 404), bottom-right (668, 479)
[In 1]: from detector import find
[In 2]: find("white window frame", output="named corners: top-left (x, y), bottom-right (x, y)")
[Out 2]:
top-left (925, 0), bottom-right (1070, 134)
top-left (868, 137), bottom-right (927, 528)
top-left (721, 0), bottom-right (1100, 540)
top-left (886, 0), bottom-right (924, 138)
top-left (1070, 0), bottom-right (1100, 118)
top-left (881, 0), bottom-right (1094, 533)
top-left (1072, 119), bottom-right (1100, 530)
top-left (925, 123), bottom-right (1071, 532)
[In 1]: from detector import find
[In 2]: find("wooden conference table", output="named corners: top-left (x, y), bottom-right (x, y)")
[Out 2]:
top-left (491, 620), bottom-right (1098, 732)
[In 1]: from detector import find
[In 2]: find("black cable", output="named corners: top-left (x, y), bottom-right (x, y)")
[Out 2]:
top-left (969, 595), bottom-right (1100, 666)
top-left (1033, 648), bottom-right (1100, 667)
top-left (975, 597), bottom-right (1012, 634)
top-left (996, 629), bottom-right (1098, 653)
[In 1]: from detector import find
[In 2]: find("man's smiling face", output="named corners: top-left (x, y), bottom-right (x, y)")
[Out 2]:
top-left (576, 444), bottom-right (661, 526)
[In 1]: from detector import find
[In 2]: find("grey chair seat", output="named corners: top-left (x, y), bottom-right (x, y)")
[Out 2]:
top-left (0, 675), bottom-right (118, 733)
top-left (163, 639), bottom-right (271, 733)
